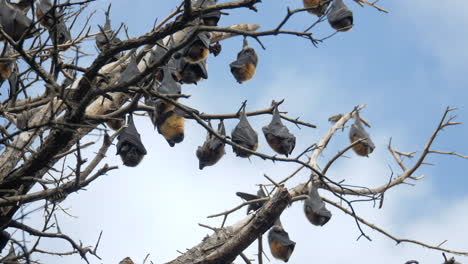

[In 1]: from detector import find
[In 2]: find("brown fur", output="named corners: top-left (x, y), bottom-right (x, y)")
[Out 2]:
top-left (0, 63), bottom-right (11, 80)
top-left (159, 113), bottom-right (184, 142)
top-left (266, 134), bottom-right (287, 155)
top-left (303, 0), bottom-right (329, 16)
top-left (185, 45), bottom-right (209, 63)
top-left (351, 135), bottom-right (371, 156)
top-left (231, 63), bottom-right (256, 83)
top-left (270, 241), bottom-right (293, 262)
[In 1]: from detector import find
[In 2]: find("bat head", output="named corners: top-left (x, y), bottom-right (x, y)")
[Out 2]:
top-left (116, 115), bottom-right (147, 167)
top-left (167, 133), bottom-right (184, 147)
top-left (328, 0), bottom-right (353, 32)
top-left (118, 143), bottom-right (145, 167)
top-left (196, 121), bottom-right (226, 169)
top-left (176, 58), bottom-right (208, 84)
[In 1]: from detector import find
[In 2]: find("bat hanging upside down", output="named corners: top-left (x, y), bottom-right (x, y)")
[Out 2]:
top-left (231, 104), bottom-right (258, 158)
top-left (262, 104), bottom-right (296, 156)
top-left (303, 182), bottom-right (332, 226)
top-left (230, 38), bottom-right (258, 84)
top-left (268, 219), bottom-right (296, 263)
top-left (196, 120), bottom-right (226, 170)
top-left (116, 114), bottom-right (147, 167)
top-left (349, 110), bottom-right (375, 157)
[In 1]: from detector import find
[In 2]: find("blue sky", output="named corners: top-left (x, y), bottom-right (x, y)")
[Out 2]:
top-left (3, 0), bottom-right (468, 263)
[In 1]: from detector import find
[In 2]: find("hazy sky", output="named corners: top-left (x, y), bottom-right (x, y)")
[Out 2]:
top-left (3, 0), bottom-right (468, 263)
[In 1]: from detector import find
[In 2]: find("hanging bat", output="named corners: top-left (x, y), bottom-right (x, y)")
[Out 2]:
top-left (231, 105), bottom-right (258, 158)
top-left (36, 0), bottom-right (72, 45)
top-left (95, 5), bottom-right (121, 61)
top-left (328, 0), bottom-right (353, 32)
top-left (116, 114), bottom-right (147, 167)
top-left (175, 57), bottom-right (208, 85)
top-left (262, 104), bottom-right (296, 156)
top-left (303, 182), bottom-right (332, 226)
top-left (151, 45), bottom-right (185, 146)
top-left (0, 230), bottom-right (10, 252)
top-left (349, 111), bottom-right (375, 157)
top-left (196, 120), bottom-right (226, 170)
top-left (268, 219), bottom-right (296, 263)
top-left (303, 0), bottom-right (329, 16)
top-left (176, 31), bottom-right (211, 64)
top-left (156, 104), bottom-right (185, 147)
top-left (236, 187), bottom-right (266, 214)
top-left (0, 0), bottom-right (36, 41)
top-left (230, 38), bottom-right (258, 84)
top-left (151, 60), bottom-right (182, 119)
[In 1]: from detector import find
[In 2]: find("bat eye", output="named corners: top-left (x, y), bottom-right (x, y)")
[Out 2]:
top-left (174, 53), bottom-right (182, 59)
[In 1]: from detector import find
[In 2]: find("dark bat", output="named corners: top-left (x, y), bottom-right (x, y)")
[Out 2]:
top-left (303, 0), bottom-right (329, 16)
top-left (36, 0), bottom-right (72, 45)
top-left (268, 220), bottom-right (296, 263)
top-left (193, 0), bottom-right (221, 26)
top-left (0, 0), bottom-right (36, 41)
top-left (231, 105), bottom-right (258, 158)
top-left (175, 57), bottom-right (208, 85)
top-left (156, 105), bottom-right (185, 147)
top-left (116, 54), bottom-right (141, 85)
top-left (176, 31), bottom-right (211, 64)
top-left (236, 187), bottom-right (266, 214)
top-left (95, 5), bottom-right (121, 61)
top-left (116, 114), bottom-right (147, 167)
top-left (0, 230), bottom-right (10, 252)
top-left (196, 120), bottom-right (226, 170)
top-left (303, 183), bottom-right (332, 226)
top-left (328, 0), bottom-right (353, 32)
top-left (349, 111), bottom-right (375, 157)
top-left (230, 38), bottom-right (258, 84)
top-left (262, 104), bottom-right (296, 156)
